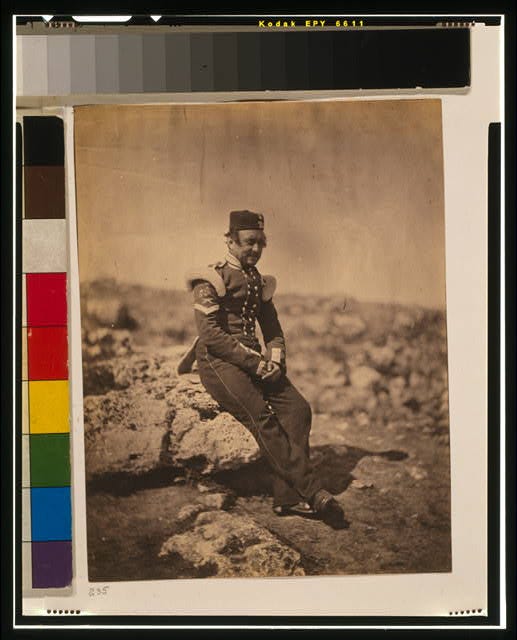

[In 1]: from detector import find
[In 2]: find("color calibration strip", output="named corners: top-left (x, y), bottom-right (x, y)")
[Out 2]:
top-left (16, 29), bottom-right (470, 96)
top-left (21, 116), bottom-right (72, 590)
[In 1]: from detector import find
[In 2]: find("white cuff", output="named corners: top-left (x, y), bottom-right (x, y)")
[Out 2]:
top-left (271, 347), bottom-right (282, 364)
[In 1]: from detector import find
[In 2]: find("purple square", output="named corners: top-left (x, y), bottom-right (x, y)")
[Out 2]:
top-left (32, 541), bottom-right (72, 588)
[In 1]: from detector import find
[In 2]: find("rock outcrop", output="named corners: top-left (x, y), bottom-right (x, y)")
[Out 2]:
top-left (83, 287), bottom-right (452, 582)
top-left (83, 386), bottom-right (172, 479)
top-left (159, 510), bottom-right (305, 577)
top-left (83, 346), bottom-right (260, 482)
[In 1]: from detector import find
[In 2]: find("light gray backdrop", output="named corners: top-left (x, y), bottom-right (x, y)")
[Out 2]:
top-left (75, 99), bottom-right (445, 308)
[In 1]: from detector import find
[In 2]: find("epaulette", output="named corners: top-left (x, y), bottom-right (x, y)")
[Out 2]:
top-left (185, 265), bottom-right (226, 297)
top-left (262, 275), bottom-right (277, 301)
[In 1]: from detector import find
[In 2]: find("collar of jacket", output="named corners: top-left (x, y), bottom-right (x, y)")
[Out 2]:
top-left (225, 252), bottom-right (243, 270)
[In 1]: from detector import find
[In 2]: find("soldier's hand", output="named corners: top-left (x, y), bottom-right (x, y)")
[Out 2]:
top-left (261, 361), bottom-right (282, 382)
top-left (256, 360), bottom-right (268, 377)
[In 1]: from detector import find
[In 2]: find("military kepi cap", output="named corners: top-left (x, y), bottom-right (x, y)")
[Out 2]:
top-left (229, 210), bottom-right (265, 232)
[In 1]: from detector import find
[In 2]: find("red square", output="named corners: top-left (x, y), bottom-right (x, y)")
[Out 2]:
top-left (27, 327), bottom-right (68, 380)
top-left (26, 273), bottom-right (67, 327)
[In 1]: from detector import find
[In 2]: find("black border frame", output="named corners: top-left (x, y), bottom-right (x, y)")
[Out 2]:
top-left (2, 1), bottom-right (515, 636)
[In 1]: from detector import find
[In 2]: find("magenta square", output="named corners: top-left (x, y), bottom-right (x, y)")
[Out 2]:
top-left (26, 273), bottom-right (67, 327)
top-left (31, 540), bottom-right (72, 588)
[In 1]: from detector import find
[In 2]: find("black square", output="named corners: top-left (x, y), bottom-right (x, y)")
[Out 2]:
top-left (23, 116), bottom-right (64, 166)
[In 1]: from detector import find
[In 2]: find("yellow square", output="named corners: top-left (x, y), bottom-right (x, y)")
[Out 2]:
top-left (22, 381), bottom-right (29, 434)
top-left (21, 327), bottom-right (28, 381)
top-left (29, 380), bottom-right (70, 434)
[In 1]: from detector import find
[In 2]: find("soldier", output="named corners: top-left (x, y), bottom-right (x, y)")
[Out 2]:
top-left (181, 210), bottom-right (346, 528)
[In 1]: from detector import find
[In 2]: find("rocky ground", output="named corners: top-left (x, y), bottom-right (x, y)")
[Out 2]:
top-left (82, 281), bottom-right (451, 581)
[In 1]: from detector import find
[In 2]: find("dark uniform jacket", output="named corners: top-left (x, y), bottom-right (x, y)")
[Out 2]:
top-left (186, 253), bottom-right (286, 376)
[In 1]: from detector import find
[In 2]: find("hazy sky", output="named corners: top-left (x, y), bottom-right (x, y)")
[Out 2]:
top-left (75, 99), bottom-right (446, 308)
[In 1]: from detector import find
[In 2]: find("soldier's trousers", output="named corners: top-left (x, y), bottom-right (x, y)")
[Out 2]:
top-left (197, 346), bottom-right (322, 507)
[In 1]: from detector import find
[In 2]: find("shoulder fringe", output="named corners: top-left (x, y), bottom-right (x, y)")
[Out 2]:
top-left (185, 266), bottom-right (226, 297)
top-left (262, 275), bottom-right (277, 301)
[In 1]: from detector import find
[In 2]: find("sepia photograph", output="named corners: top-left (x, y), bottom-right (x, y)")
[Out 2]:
top-left (75, 99), bottom-right (451, 581)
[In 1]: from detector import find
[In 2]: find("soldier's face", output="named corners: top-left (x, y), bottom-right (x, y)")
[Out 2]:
top-left (230, 230), bottom-right (267, 267)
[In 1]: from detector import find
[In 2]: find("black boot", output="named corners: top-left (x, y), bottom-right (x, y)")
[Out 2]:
top-left (311, 490), bottom-right (348, 530)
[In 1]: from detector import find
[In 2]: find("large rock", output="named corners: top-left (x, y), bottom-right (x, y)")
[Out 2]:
top-left (169, 375), bottom-right (261, 473)
top-left (83, 349), bottom-right (260, 481)
top-left (159, 510), bottom-right (305, 577)
top-left (82, 350), bottom-right (180, 396)
top-left (83, 387), bottom-right (171, 480)
top-left (172, 375), bottom-right (221, 417)
top-left (170, 410), bottom-right (260, 474)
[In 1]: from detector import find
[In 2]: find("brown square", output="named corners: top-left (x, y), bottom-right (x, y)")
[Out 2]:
top-left (24, 165), bottom-right (65, 219)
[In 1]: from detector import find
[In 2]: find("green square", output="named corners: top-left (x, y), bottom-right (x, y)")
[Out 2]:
top-left (30, 434), bottom-right (70, 487)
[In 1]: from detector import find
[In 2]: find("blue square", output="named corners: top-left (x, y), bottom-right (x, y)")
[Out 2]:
top-left (30, 487), bottom-right (71, 541)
